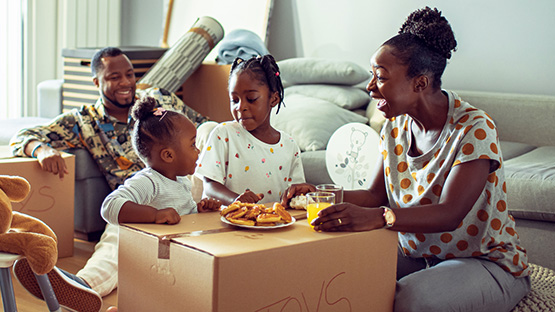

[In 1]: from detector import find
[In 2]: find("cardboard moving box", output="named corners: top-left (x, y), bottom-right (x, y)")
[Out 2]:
top-left (181, 63), bottom-right (232, 123)
top-left (119, 211), bottom-right (398, 311)
top-left (0, 146), bottom-right (75, 258)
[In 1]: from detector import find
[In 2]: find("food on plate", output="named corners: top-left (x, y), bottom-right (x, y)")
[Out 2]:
top-left (227, 217), bottom-right (256, 226)
top-left (289, 194), bottom-right (313, 210)
top-left (273, 202), bottom-right (293, 222)
top-left (221, 201), bottom-right (293, 227)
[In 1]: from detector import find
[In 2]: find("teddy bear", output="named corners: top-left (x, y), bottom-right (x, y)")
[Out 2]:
top-left (0, 175), bottom-right (58, 275)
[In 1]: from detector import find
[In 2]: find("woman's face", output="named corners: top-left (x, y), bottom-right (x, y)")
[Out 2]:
top-left (367, 45), bottom-right (417, 119)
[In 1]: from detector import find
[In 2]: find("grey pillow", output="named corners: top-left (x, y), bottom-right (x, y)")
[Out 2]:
top-left (271, 94), bottom-right (368, 151)
top-left (277, 58), bottom-right (370, 87)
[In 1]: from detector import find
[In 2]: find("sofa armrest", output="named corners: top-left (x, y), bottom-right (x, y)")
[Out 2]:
top-left (37, 79), bottom-right (63, 118)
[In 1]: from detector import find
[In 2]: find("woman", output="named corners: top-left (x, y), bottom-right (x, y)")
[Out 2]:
top-left (283, 7), bottom-right (530, 312)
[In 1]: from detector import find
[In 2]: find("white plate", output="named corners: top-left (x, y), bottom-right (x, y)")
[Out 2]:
top-left (220, 216), bottom-right (296, 230)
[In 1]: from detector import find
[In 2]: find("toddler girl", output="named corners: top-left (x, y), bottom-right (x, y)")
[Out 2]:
top-left (101, 96), bottom-right (221, 224)
top-left (195, 55), bottom-right (305, 204)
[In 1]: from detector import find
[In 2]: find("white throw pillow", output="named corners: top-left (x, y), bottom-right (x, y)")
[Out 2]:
top-left (277, 58), bottom-right (370, 87)
top-left (271, 94), bottom-right (369, 152)
top-left (284, 84), bottom-right (371, 110)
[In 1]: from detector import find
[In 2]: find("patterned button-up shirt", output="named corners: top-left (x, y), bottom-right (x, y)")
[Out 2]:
top-left (10, 87), bottom-right (207, 190)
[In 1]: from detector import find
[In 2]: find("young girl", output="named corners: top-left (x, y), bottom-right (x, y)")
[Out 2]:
top-left (195, 55), bottom-right (305, 205)
top-left (101, 96), bottom-right (221, 224)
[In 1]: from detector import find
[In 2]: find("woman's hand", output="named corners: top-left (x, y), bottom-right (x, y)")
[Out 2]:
top-left (281, 183), bottom-right (316, 208)
top-left (235, 190), bottom-right (263, 204)
top-left (312, 203), bottom-right (384, 232)
top-left (197, 198), bottom-right (223, 212)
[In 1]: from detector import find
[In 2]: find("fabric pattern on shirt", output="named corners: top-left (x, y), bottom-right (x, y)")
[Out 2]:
top-left (9, 87), bottom-right (207, 190)
top-left (195, 121), bottom-right (305, 203)
top-left (380, 90), bottom-right (529, 278)
top-left (100, 167), bottom-right (197, 225)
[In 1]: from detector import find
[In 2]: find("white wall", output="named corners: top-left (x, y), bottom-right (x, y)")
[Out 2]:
top-left (267, 0), bottom-right (555, 96)
top-left (123, 0), bottom-right (555, 96)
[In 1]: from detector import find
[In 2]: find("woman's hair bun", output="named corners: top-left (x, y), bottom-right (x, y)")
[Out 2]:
top-left (131, 96), bottom-right (158, 121)
top-left (399, 7), bottom-right (457, 59)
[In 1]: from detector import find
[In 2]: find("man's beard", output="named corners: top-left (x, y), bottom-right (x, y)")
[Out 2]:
top-left (102, 91), bottom-right (134, 108)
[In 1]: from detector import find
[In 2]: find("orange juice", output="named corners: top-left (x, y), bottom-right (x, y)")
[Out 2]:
top-left (307, 202), bottom-right (331, 228)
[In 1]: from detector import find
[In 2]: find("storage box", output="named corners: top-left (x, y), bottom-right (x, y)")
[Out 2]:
top-left (119, 211), bottom-right (398, 311)
top-left (0, 146), bottom-right (75, 258)
top-left (181, 63), bottom-right (233, 122)
top-left (61, 46), bottom-right (176, 113)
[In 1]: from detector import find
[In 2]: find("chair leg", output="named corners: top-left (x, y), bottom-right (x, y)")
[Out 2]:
top-left (0, 267), bottom-right (18, 312)
top-left (34, 273), bottom-right (62, 312)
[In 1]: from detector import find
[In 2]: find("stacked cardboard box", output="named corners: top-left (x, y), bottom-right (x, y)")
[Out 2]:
top-left (0, 146), bottom-right (75, 258)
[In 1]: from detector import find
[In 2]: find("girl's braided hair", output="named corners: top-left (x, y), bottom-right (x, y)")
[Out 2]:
top-left (384, 7), bottom-right (457, 89)
top-left (130, 96), bottom-right (181, 162)
top-left (229, 54), bottom-right (285, 113)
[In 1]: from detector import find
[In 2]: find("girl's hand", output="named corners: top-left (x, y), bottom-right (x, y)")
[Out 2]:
top-left (281, 183), bottom-right (316, 208)
top-left (235, 190), bottom-right (263, 204)
top-left (154, 208), bottom-right (181, 225)
top-left (312, 203), bottom-right (384, 232)
top-left (197, 198), bottom-right (223, 212)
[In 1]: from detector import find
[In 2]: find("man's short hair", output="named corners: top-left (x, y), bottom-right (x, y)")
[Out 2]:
top-left (91, 47), bottom-right (124, 77)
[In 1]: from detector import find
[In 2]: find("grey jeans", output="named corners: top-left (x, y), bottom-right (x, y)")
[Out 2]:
top-left (394, 252), bottom-right (531, 312)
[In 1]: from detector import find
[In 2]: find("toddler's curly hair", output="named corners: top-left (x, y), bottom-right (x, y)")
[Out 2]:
top-left (130, 96), bottom-right (181, 162)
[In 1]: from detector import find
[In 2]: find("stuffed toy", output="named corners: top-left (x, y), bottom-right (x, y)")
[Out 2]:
top-left (0, 175), bottom-right (58, 275)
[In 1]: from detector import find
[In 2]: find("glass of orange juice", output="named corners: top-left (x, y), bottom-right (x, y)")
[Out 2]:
top-left (306, 191), bottom-right (335, 229)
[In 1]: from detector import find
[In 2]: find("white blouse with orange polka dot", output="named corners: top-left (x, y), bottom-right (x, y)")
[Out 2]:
top-left (380, 90), bottom-right (529, 278)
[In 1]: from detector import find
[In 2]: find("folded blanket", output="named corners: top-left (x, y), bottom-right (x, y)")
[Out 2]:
top-left (217, 29), bottom-right (269, 64)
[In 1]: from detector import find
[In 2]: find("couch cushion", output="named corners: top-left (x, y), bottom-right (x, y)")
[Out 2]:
top-left (504, 146), bottom-right (555, 222)
top-left (284, 84), bottom-right (370, 110)
top-left (278, 58), bottom-right (370, 87)
top-left (66, 148), bottom-right (105, 180)
top-left (301, 150), bottom-right (333, 185)
top-left (500, 141), bottom-right (537, 160)
top-left (455, 90), bottom-right (555, 147)
top-left (271, 94), bottom-right (368, 152)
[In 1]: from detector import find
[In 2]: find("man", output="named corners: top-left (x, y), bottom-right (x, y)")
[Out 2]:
top-left (10, 47), bottom-right (207, 312)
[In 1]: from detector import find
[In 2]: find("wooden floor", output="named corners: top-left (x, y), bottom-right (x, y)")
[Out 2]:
top-left (8, 238), bottom-right (117, 311)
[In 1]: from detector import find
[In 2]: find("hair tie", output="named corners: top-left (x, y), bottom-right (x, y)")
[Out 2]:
top-left (152, 107), bottom-right (168, 121)
top-left (275, 71), bottom-right (280, 77)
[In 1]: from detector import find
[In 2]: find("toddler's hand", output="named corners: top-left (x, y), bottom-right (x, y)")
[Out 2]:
top-left (154, 208), bottom-right (181, 224)
top-left (281, 183), bottom-right (316, 208)
top-left (235, 190), bottom-right (264, 204)
top-left (197, 198), bottom-right (222, 212)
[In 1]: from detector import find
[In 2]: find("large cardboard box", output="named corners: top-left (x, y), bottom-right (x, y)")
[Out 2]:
top-left (181, 63), bottom-right (233, 123)
top-left (119, 211), bottom-right (398, 311)
top-left (0, 146), bottom-right (75, 258)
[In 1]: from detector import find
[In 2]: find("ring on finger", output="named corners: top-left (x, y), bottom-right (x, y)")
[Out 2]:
top-left (338, 218), bottom-right (343, 225)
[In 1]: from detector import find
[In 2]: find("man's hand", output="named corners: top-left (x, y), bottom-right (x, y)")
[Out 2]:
top-left (31, 142), bottom-right (69, 179)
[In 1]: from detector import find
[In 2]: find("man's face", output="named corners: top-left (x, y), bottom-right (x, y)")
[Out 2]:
top-left (93, 54), bottom-right (136, 109)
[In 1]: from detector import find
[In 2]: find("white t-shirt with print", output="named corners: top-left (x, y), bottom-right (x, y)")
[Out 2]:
top-left (380, 90), bottom-right (529, 278)
top-left (195, 121), bottom-right (305, 203)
